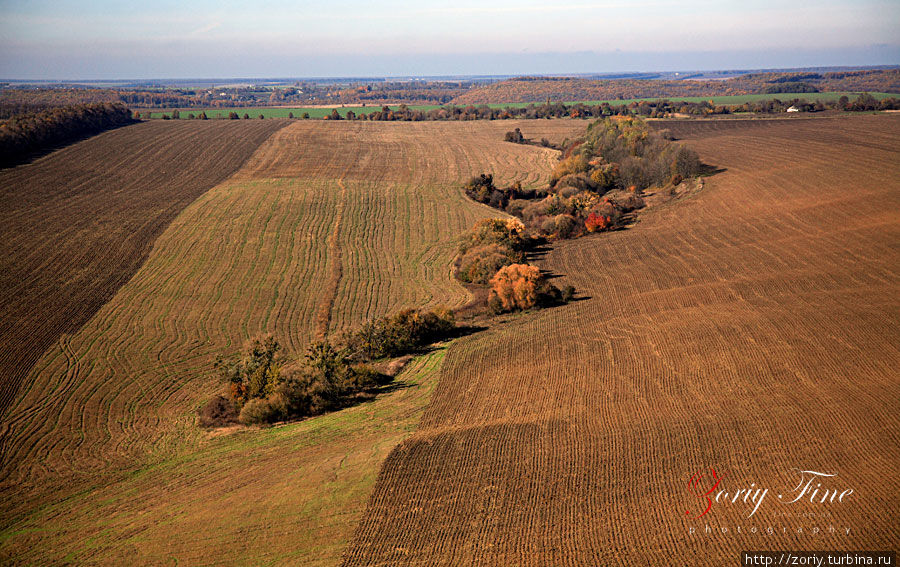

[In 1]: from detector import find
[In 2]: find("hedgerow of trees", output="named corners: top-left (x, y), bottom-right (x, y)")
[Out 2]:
top-left (200, 307), bottom-right (457, 427)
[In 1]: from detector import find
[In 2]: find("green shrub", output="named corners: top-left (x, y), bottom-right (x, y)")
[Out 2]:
top-left (457, 243), bottom-right (514, 284)
top-left (239, 396), bottom-right (284, 425)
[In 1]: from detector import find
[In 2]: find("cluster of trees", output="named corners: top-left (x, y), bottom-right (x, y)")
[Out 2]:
top-left (455, 117), bottom-right (700, 315)
top-left (0, 80), bottom-right (473, 114)
top-left (200, 308), bottom-right (458, 426)
top-left (504, 127), bottom-right (526, 143)
top-left (336, 81), bottom-right (471, 105)
top-left (454, 218), bottom-right (572, 313)
top-left (0, 102), bottom-right (134, 167)
top-left (456, 217), bottom-right (529, 284)
top-left (5, 69), bottom-right (897, 118)
top-left (321, 102), bottom-right (635, 121)
top-left (465, 117), bottom-right (699, 241)
top-left (659, 93), bottom-right (900, 116)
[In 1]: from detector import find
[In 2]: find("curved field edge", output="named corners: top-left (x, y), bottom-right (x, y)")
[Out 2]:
top-left (0, 119), bottom-right (289, 418)
top-left (0, 120), bottom-right (586, 564)
top-left (341, 115), bottom-right (900, 565)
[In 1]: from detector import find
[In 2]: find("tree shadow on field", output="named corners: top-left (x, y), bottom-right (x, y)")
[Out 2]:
top-left (447, 323), bottom-right (489, 339)
top-left (370, 380), bottom-right (416, 396)
top-left (527, 244), bottom-right (553, 261)
top-left (698, 162), bottom-right (727, 177)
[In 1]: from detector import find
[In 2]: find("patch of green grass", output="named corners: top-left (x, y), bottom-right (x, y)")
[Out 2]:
top-left (0, 349), bottom-right (447, 566)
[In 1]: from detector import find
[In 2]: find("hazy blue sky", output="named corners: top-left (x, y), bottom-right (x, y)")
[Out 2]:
top-left (1, 0), bottom-right (897, 79)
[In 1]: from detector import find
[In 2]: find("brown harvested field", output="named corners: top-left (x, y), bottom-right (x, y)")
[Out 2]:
top-left (0, 119), bottom-right (287, 419)
top-left (0, 119), bottom-right (585, 564)
top-left (343, 115), bottom-right (900, 565)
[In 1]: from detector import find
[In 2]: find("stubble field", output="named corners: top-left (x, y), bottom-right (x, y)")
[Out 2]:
top-left (0, 119), bottom-right (585, 564)
top-left (0, 120), bottom-right (288, 418)
top-left (343, 115), bottom-right (900, 565)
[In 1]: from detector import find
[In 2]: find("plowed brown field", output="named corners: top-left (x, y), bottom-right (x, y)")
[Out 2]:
top-left (0, 119), bottom-right (585, 564)
top-left (0, 120), bottom-right (287, 419)
top-left (343, 116), bottom-right (900, 565)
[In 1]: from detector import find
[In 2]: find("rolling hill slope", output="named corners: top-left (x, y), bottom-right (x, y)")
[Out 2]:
top-left (343, 115), bottom-right (900, 565)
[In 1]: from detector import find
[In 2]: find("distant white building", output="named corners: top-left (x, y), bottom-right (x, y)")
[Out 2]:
top-left (786, 106), bottom-right (800, 113)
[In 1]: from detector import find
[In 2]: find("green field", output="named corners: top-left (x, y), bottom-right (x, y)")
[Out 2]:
top-left (142, 91), bottom-right (899, 119)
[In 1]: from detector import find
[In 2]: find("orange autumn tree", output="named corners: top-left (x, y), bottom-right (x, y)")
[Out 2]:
top-left (584, 212), bottom-right (611, 233)
top-left (488, 263), bottom-right (562, 313)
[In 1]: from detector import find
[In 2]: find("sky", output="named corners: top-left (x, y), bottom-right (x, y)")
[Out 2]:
top-left (0, 0), bottom-right (898, 80)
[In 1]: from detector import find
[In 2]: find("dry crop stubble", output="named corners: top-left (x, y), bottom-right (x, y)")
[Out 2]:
top-left (342, 115), bottom-right (900, 565)
top-left (0, 119), bottom-right (585, 563)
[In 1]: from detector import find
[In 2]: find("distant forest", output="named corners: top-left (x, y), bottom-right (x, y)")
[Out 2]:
top-left (2, 69), bottom-right (897, 112)
top-left (0, 103), bottom-right (134, 167)
top-left (451, 69), bottom-right (900, 105)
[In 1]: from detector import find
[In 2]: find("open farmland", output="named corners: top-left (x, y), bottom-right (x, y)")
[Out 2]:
top-left (0, 120), bottom-right (287, 418)
top-left (343, 115), bottom-right (900, 565)
top-left (0, 119), bottom-right (586, 564)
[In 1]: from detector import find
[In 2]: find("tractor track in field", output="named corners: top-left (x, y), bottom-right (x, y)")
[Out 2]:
top-left (316, 177), bottom-right (348, 340)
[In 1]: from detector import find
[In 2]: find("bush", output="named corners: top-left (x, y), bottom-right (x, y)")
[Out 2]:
top-left (239, 396), bottom-right (283, 425)
top-left (198, 395), bottom-right (239, 427)
top-left (550, 154), bottom-right (589, 185)
top-left (504, 128), bottom-right (525, 143)
top-left (505, 199), bottom-right (531, 217)
top-left (488, 264), bottom-right (562, 313)
top-left (540, 217), bottom-right (556, 235)
top-left (464, 173), bottom-right (496, 203)
top-left (457, 244), bottom-right (512, 283)
top-left (555, 173), bottom-right (596, 192)
top-left (589, 163), bottom-right (619, 191)
top-left (670, 145), bottom-right (701, 179)
top-left (554, 214), bottom-right (578, 238)
top-left (456, 218), bottom-right (528, 281)
top-left (585, 212), bottom-right (612, 233)
top-left (216, 335), bottom-right (282, 406)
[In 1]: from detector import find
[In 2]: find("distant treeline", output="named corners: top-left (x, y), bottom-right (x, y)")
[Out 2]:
top-left (0, 81), bottom-right (476, 110)
top-left (450, 69), bottom-right (900, 105)
top-left (312, 93), bottom-right (899, 122)
top-left (0, 102), bottom-right (135, 168)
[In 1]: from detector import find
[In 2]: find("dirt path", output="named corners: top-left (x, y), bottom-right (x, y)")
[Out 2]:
top-left (316, 177), bottom-right (348, 339)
